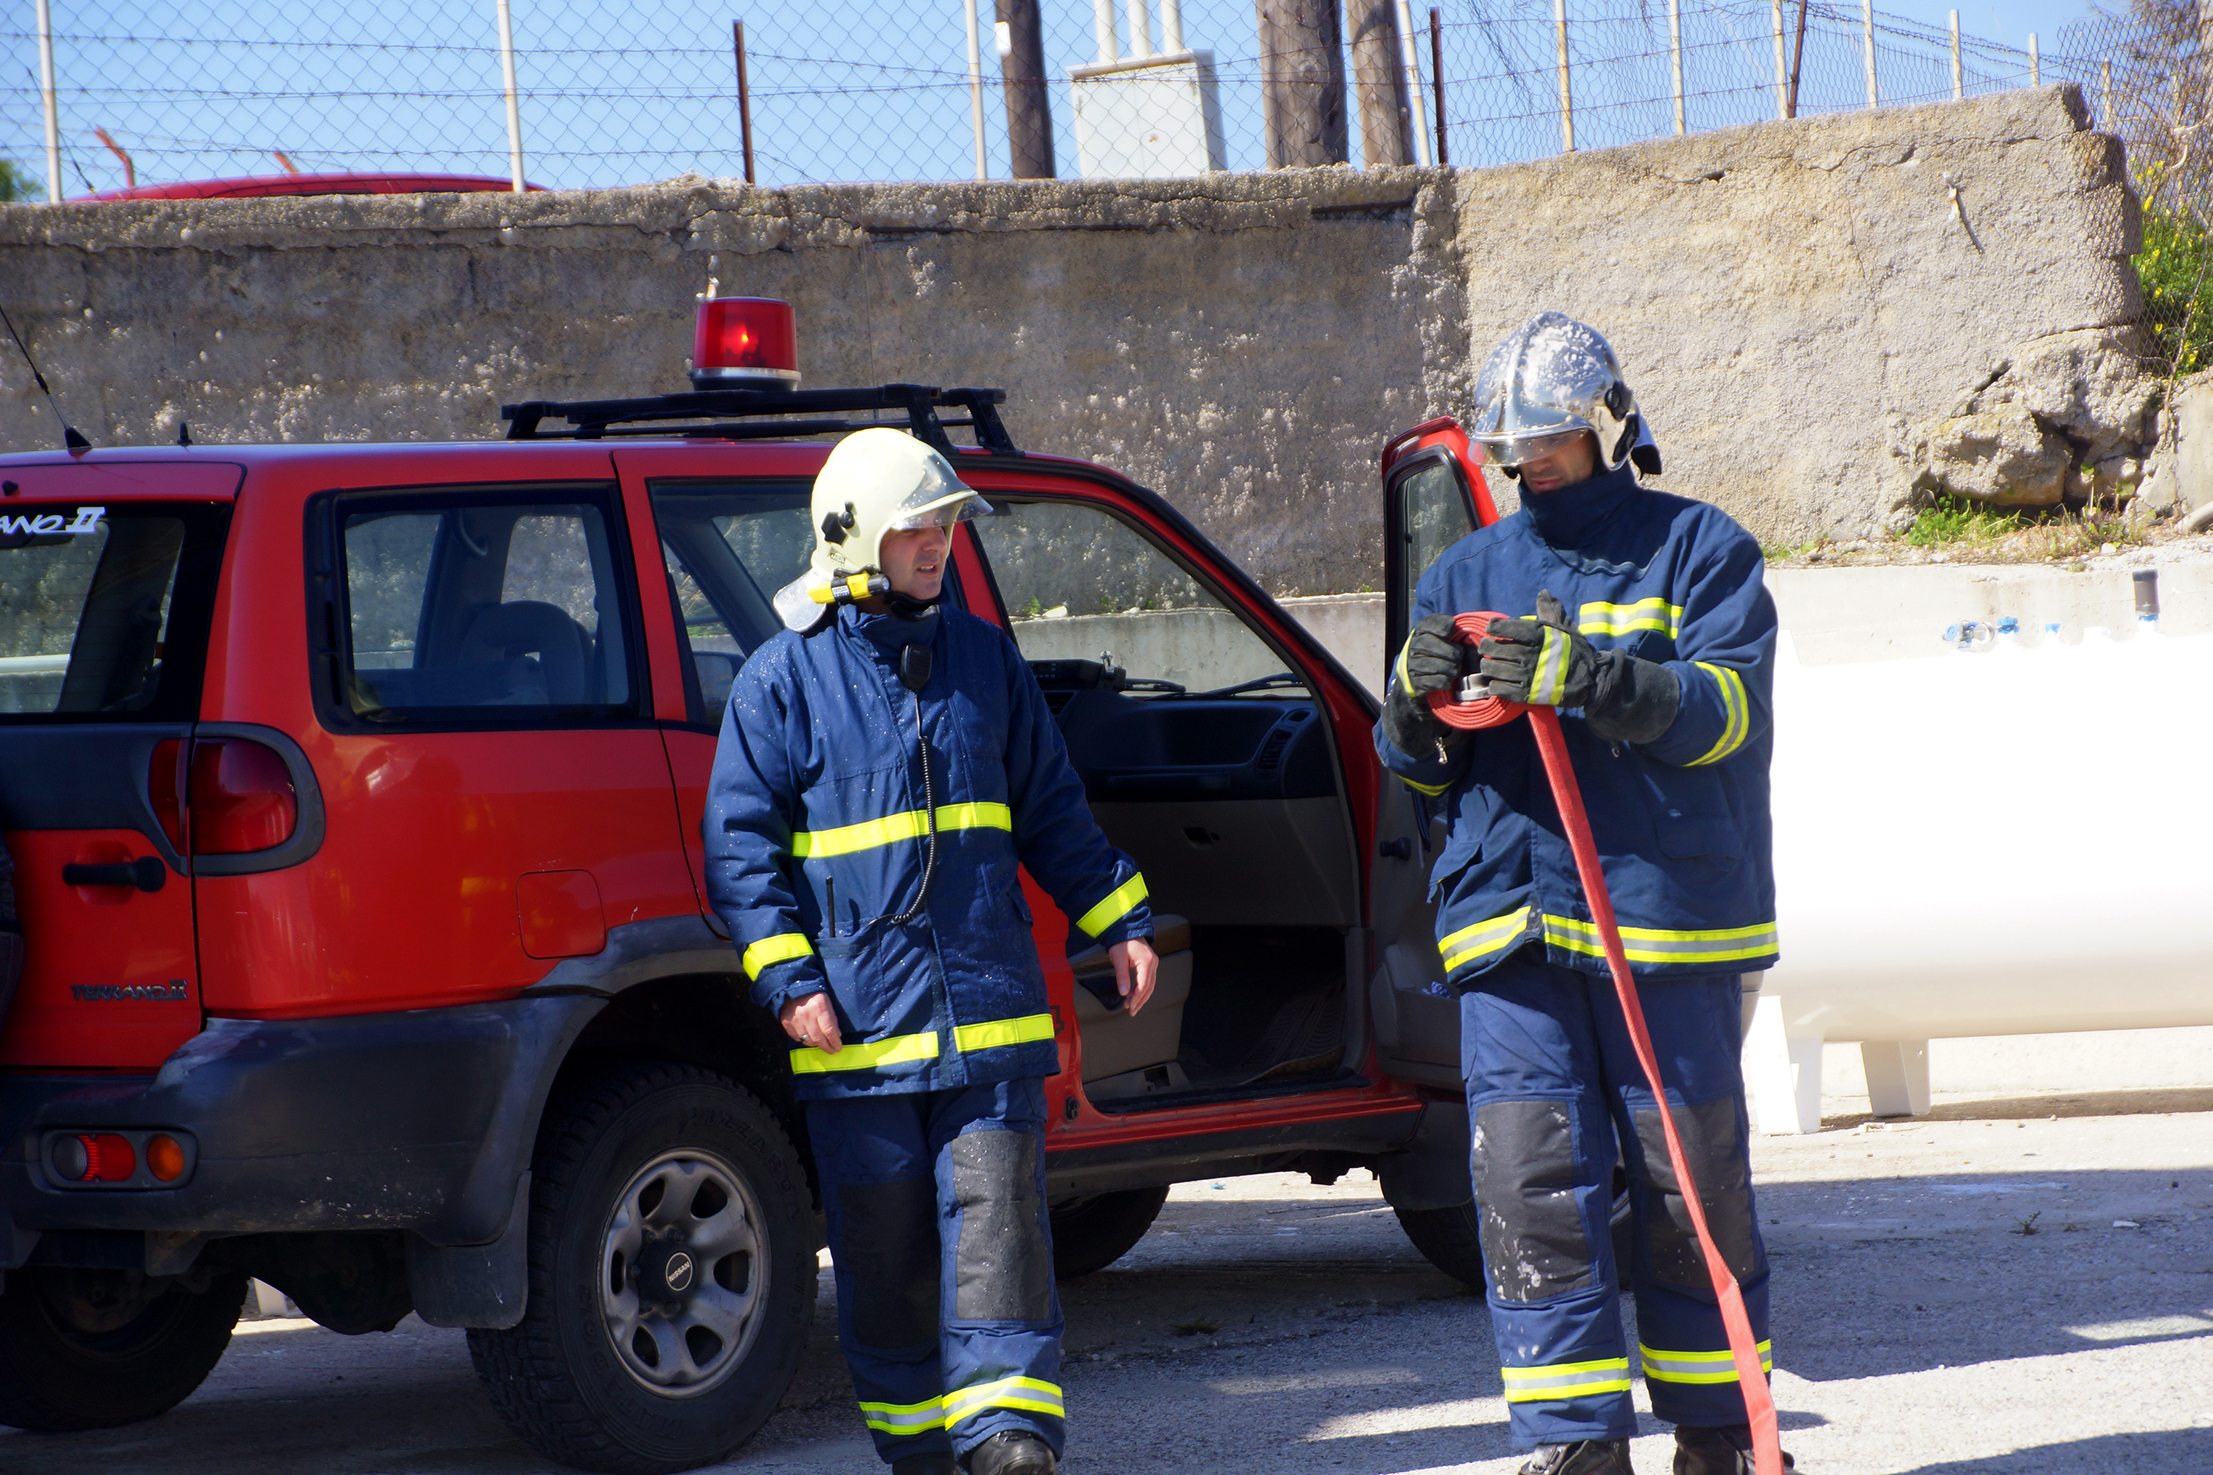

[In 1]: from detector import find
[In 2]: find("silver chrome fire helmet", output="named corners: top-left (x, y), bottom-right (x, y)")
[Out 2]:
top-left (1469, 313), bottom-right (1658, 477)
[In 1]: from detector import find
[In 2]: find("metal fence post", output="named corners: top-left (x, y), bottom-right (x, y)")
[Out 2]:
top-left (1771, 0), bottom-right (1787, 120)
top-left (1862, 0), bottom-right (1876, 108)
top-left (1430, 7), bottom-right (1447, 165)
top-left (1949, 9), bottom-right (1961, 101)
top-left (1669, 0), bottom-right (1684, 134)
top-left (733, 21), bottom-right (757, 185)
top-left (1556, 0), bottom-right (1574, 151)
top-left (2102, 57), bottom-right (2113, 124)
top-left (2028, 32), bottom-right (2038, 87)
top-left (1398, 0), bottom-right (1433, 165)
top-left (34, 0), bottom-right (60, 202)
top-left (961, 0), bottom-right (986, 179)
top-left (494, 0), bottom-right (526, 192)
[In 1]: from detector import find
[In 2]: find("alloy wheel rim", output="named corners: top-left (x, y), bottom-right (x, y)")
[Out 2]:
top-left (599, 1147), bottom-right (767, 1398)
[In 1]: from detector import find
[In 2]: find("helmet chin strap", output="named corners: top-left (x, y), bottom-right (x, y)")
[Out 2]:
top-left (884, 588), bottom-right (944, 620)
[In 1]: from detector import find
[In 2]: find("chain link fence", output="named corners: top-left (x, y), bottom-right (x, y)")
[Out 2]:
top-left (3, 0), bottom-right (2091, 199)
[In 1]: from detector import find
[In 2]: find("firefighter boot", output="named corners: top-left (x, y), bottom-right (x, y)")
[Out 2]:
top-left (1674, 1425), bottom-right (1795, 1475)
top-left (964, 1430), bottom-right (1057, 1475)
top-left (1517, 1440), bottom-right (1635, 1475)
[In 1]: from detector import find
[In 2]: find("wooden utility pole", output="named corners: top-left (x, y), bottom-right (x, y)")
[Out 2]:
top-left (733, 21), bottom-right (756, 185)
top-left (1258, 0), bottom-right (1348, 168)
top-left (1785, 0), bottom-right (1810, 118)
top-left (996, 0), bottom-right (1055, 178)
top-left (1347, 0), bottom-right (1412, 166)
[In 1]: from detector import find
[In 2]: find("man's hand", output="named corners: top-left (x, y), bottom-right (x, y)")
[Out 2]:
top-left (779, 992), bottom-right (843, 1053)
top-left (1108, 937), bottom-right (1159, 1017)
top-left (1383, 613), bottom-right (1467, 758)
top-left (1477, 590), bottom-right (1598, 708)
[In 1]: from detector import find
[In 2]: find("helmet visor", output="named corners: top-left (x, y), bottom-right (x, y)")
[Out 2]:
top-left (1477, 428), bottom-right (1595, 468)
top-left (886, 490), bottom-right (993, 532)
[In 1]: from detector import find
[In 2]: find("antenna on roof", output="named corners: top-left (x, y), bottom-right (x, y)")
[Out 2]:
top-left (0, 302), bottom-right (90, 451)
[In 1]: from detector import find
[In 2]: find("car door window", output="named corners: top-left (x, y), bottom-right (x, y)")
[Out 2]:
top-left (1387, 453), bottom-right (1481, 657)
top-left (334, 490), bottom-right (635, 720)
top-left (647, 482), bottom-right (814, 720)
top-left (971, 499), bottom-right (1303, 698)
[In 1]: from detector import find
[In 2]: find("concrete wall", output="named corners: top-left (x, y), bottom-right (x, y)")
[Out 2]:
top-left (0, 88), bottom-right (2148, 596)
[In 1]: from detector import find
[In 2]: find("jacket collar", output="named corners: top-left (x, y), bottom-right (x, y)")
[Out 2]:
top-left (840, 601), bottom-right (940, 656)
top-left (1519, 460), bottom-right (1640, 550)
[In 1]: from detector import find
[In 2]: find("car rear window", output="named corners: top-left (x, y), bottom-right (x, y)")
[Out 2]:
top-left (0, 502), bottom-right (227, 722)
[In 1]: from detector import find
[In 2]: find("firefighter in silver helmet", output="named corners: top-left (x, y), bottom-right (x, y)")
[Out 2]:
top-left (1378, 314), bottom-right (1791, 1475)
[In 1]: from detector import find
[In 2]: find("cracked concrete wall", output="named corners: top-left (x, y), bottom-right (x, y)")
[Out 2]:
top-left (0, 85), bottom-right (2149, 593)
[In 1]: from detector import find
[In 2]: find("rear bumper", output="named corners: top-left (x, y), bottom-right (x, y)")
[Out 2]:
top-left (0, 995), bottom-right (602, 1260)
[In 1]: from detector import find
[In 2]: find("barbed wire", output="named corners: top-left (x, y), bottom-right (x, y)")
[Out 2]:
top-left (0, 0), bottom-right (2141, 198)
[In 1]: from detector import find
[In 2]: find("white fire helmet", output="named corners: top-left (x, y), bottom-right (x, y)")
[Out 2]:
top-left (772, 427), bottom-right (992, 630)
top-left (1469, 313), bottom-right (1658, 477)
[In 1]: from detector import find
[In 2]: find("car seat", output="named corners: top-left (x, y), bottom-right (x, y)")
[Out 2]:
top-left (462, 601), bottom-right (592, 705)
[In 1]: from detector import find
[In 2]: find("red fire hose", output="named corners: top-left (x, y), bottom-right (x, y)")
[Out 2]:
top-left (1430, 614), bottom-right (1784, 1475)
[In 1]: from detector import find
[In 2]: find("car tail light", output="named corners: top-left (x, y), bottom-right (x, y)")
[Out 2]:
top-left (690, 298), bottom-right (799, 390)
top-left (146, 1134), bottom-right (187, 1183)
top-left (189, 738), bottom-right (297, 854)
top-left (51, 1133), bottom-right (137, 1183)
top-left (149, 737), bottom-right (187, 851)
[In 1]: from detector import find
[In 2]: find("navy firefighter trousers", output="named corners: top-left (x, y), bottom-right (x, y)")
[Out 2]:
top-left (807, 1076), bottom-right (1064, 1466)
top-left (1462, 947), bottom-right (1771, 1447)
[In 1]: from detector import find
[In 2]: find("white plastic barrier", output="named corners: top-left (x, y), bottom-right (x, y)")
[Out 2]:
top-left (1749, 622), bottom-right (2213, 1131)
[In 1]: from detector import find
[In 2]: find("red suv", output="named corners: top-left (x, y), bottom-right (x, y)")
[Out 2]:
top-left (0, 312), bottom-right (1499, 1470)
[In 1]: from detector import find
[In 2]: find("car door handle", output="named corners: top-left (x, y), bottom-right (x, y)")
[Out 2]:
top-left (63, 858), bottom-right (168, 893)
top-left (1377, 838), bottom-right (1414, 860)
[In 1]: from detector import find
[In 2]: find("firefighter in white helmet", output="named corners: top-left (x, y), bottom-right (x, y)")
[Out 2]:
top-left (713, 428), bottom-right (1159, 1475)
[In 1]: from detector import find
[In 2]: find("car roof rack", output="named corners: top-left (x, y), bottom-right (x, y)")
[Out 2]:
top-left (498, 384), bottom-right (1022, 457)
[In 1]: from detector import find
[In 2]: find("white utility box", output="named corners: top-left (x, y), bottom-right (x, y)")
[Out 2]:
top-left (1069, 50), bottom-right (1226, 178)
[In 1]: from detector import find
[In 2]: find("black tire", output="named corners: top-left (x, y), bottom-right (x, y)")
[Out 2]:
top-left (0, 1266), bottom-right (246, 1431)
top-left (1393, 1179), bottom-right (1635, 1294)
top-left (468, 1063), bottom-right (815, 1475)
top-left (1049, 1186), bottom-right (1169, 1279)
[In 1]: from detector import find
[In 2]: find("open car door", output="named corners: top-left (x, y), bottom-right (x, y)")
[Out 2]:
top-left (1367, 418), bottom-right (1492, 1087)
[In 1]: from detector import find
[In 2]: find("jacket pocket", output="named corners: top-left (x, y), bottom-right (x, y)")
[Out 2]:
top-left (1655, 810), bottom-right (1740, 863)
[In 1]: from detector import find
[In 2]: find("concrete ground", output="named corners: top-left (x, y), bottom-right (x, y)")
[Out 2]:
top-left (4, 1087), bottom-right (2207, 1475)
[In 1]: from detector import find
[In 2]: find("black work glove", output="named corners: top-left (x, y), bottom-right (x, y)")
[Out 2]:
top-left (1481, 590), bottom-right (1682, 743)
top-left (1477, 591), bottom-right (1598, 707)
top-left (1381, 613), bottom-right (1466, 759)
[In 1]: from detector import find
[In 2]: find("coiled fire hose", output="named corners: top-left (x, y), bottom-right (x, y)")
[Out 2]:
top-left (1430, 613), bottom-right (1784, 1475)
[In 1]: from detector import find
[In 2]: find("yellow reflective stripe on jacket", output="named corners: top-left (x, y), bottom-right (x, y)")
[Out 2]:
top-left (1074, 873), bottom-right (1148, 937)
top-left (953, 1013), bottom-right (1056, 1053)
top-left (1499, 1356), bottom-right (1633, 1403)
top-left (860, 1395), bottom-right (944, 1435)
top-left (1440, 906), bottom-right (1533, 973)
top-left (791, 802), bottom-right (1013, 859)
top-left (1686, 662), bottom-right (1750, 766)
top-left (944, 1375), bottom-right (1065, 1426)
top-left (1398, 773), bottom-right (1453, 797)
top-left (1395, 635), bottom-right (1417, 699)
top-left (789, 1030), bottom-right (940, 1075)
top-left (1544, 915), bottom-right (1779, 965)
top-left (1641, 1341), bottom-right (1773, 1384)
top-left (1579, 598), bottom-right (1682, 639)
top-left (741, 932), bottom-right (812, 982)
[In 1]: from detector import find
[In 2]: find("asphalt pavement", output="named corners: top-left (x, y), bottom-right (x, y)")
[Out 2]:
top-left (4, 1087), bottom-right (2208, 1475)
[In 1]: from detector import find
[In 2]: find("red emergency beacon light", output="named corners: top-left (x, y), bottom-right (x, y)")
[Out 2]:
top-left (691, 297), bottom-right (800, 390)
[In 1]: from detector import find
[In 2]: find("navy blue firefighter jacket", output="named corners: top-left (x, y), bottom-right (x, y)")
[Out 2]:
top-left (707, 601), bottom-right (1152, 1100)
top-left (1375, 461), bottom-right (1780, 984)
